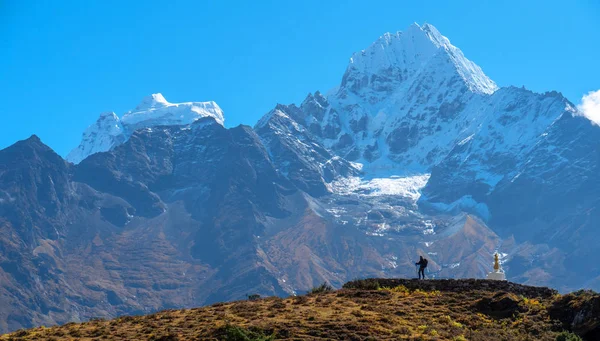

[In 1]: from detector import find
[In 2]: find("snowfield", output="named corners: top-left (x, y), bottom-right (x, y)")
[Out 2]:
top-left (330, 174), bottom-right (430, 201)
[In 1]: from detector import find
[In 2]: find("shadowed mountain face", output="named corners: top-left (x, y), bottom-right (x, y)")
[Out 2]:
top-left (0, 120), bottom-right (299, 332)
top-left (2, 23), bottom-right (600, 333)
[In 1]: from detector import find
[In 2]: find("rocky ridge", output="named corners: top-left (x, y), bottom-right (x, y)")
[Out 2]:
top-left (2, 279), bottom-right (599, 341)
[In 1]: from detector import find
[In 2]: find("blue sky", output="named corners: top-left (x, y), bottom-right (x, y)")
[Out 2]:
top-left (1, 0), bottom-right (599, 156)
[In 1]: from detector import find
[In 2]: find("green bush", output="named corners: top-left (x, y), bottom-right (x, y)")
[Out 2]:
top-left (555, 331), bottom-right (583, 341)
top-left (310, 282), bottom-right (334, 294)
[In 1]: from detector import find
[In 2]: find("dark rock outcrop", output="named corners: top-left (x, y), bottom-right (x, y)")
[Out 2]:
top-left (344, 278), bottom-right (558, 298)
top-left (549, 291), bottom-right (600, 340)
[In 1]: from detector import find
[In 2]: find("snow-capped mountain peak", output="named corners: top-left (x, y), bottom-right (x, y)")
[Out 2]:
top-left (66, 111), bottom-right (125, 164)
top-left (121, 93), bottom-right (224, 129)
top-left (67, 94), bottom-right (224, 164)
top-left (340, 23), bottom-right (497, 97)
top-left (135, 93), bottom-right (169, 110)
top-left (96, 111), bottom-right (123, 134)
top-left (257, 23), bottom-right (501, 176)
top-left (257, 22), bottom-right (567, 187)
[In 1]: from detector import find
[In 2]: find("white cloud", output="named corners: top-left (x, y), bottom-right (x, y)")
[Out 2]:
top-left (577, 89), bottom-right (600, 125)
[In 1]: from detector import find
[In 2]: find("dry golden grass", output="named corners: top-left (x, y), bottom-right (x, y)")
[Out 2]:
top-left (0, 279), bottom-right (593, 341)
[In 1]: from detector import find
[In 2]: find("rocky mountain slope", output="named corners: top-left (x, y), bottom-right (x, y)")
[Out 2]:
top-left (0, 119), bottom-right (297, 333)
top-left (2, 279), bottom-right (599, 341)
top-left (1, 22), bottom-right (600, 333)
top-left (0, 126), bottom-right (505, 333)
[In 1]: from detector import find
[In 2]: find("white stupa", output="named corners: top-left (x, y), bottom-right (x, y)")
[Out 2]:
top-left (486, 252), bottom-right (506, 281)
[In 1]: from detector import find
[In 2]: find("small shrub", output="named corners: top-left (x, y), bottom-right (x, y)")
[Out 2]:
top-left (219, 324), bottom-right (275, 341)
top-left (69, 329), bottom-right (82, 337)
top-left (310, 282), bottom-right (334, 294)
top-left (247, 294), bottom-right (261, 301)
top-left (380, 285), bottom-right (411, 295)
top-left (293, 295), bottom-right (309, 305)
top-left (118, 315), bottom-right (135, 323)
top-left (12, 329), bottom-right (28, 337)
top-left (89, 317), bottom-right (107, 322)
top-left (89, 327), bottom-right (105, 337)
top-left (351, 310), bottom-right (364, 317)
top-left (521, 296), bottom-right (543, 311)
top-left (269, 300), bottom-right (286, 310)
top-left (429, 290), bottom-right (442, 297)
top-left (571, 289), bottom-right (597, 296)
top-left (521, 296), bottom-right (540, 305)
top-left (150, 334), bottom-right (179, 341)
top-left (555, 331), bottom-right (583, 341)
top-left (441, 315), bottom-right (463, 328)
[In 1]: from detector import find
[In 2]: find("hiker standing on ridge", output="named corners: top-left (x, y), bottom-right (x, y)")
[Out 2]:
top-left (415, 256), bottom-right (428, 280)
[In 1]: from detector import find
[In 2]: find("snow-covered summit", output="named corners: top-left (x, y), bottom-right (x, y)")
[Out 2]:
top-left (121, 93), bottom-right (224, 130)
top-left (67, 93), bottom-right (224, 164)
top-left (135, 93), bottom-right (169, 110)
top-left (257, 23), bottom-right (503, 176)
top-left (340, 23), bottom-right (497, 97)
top-left (255, 21), bottom-right (577, 197)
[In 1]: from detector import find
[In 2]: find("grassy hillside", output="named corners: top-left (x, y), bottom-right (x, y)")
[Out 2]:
top-left (1, 279), bottom-right (598, 341)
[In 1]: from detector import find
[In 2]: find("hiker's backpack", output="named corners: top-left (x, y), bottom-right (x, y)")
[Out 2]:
top-left (423, 258), bottom-right (428, 267)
